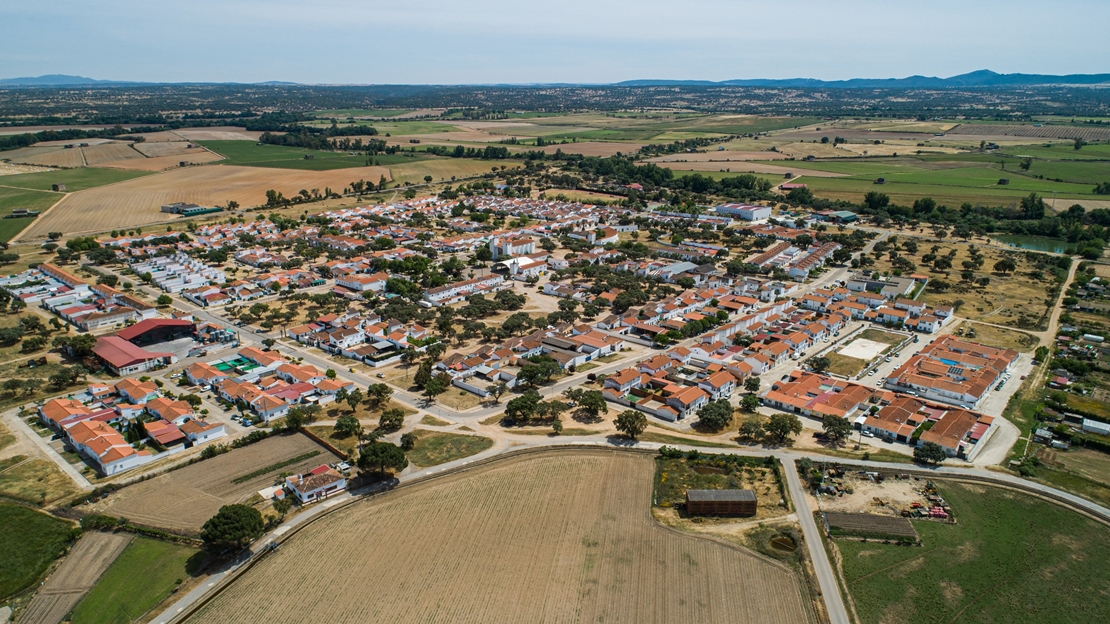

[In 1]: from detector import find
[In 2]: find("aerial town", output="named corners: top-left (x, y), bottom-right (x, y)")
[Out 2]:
top-left (3, 5), bottom-right (1110, 622)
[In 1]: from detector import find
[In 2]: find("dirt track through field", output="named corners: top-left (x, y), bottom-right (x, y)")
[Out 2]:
top-left (89, 433), bottom-right (337, 531)
top-left (18, 164), bottom-right (391, 240)
top-left (18, 532), bottom-right (131, 624)
top-left (188, 450), bottom-right (809, 624)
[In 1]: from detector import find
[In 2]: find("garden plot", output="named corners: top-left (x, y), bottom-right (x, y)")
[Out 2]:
top-left (88, 433), bottom-right (337, 531)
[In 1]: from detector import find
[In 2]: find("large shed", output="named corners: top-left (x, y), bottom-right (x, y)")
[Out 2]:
top-left (685, 489), bottom-right (757, 516)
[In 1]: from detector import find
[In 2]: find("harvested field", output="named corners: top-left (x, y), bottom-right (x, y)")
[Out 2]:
top-left (127, 131), bottom-right (187, 142)
top-left (188, 450), bottom-right (809, 624)
top-left (172, 128), bottom-right (263, 142)
top-left (101, 150), bottom-right (223, 171)
top-left (947, 123), bottom-right (1110, 140)
top-left (0, 162), bottom-right (51, 176)
top-left (651, 151), bottom-right (786, 162)
top-left (132, 141), bottom-right (198, 158)
top-left (388, 158), bottom-right (517, 185)
top-left (525, 141), bottom-right (644, 157)
top-left (18, 532), bottom-right (131, 624)
top-left (89, 433), bottom-right (337, 531)
top-left (18, 164), bottom-right (391, 239)
top-left (10, 148), bottom-right (85, 169)
top-left (81, 143), bottom-right (142, 166)
top-left (825, 512), bottom-right (916, 540)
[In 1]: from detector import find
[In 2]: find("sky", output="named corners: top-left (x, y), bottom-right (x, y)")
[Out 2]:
top-left (2, 0), bottom-right (1109, 84)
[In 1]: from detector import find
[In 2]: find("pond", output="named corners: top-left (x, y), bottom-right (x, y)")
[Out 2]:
top-left (991, 234), bottom-right (1070, 254)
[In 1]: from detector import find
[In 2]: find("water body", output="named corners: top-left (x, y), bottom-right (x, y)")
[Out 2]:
top-left (991, 234), bottom-right (1070, 253)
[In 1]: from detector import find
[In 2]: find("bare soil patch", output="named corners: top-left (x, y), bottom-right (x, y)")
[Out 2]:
top-left (88, 433), bottom-right (337, 531)
top-left (188, 450), bottom-right (810, 624)
top-left (172, 128), bottom-right (264, 142)
top-left (17, 532), bottom-right (131, 624)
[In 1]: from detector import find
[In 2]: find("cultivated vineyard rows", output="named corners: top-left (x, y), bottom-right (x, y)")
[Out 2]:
top-left (948, 124), bottom-right (1110, 140)
top-left (189, 450), bottom-right (810, 624)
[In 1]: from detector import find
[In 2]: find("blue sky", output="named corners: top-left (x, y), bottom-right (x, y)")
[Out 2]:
top-left (2, 0), bottom-right (1108, 84)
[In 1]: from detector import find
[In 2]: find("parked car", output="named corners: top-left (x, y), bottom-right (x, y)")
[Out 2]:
top-left (862, 431), bottom-right (876, 438)
top-left (376, 373), bottom-right (385, 378)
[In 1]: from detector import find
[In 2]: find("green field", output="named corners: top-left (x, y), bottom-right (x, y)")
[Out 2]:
top-left (0, 186), bottom-right (58, 241)
top-left (196, 141), bottom-right (424, 171)
top-left (0, 167), bottom-right (150, 193)
top-left (0, 503), bottom-right (75, 599)
top-left (671, 170), bottom-right (781, 185)
top-left (71, 537), bottom-right (201, 624)
top-left (406, 430), bottom-right (493, 467)
top-left (369, 120), bottom-right (461, 135)
top-left (837, 480), bottom-right (1110, 624)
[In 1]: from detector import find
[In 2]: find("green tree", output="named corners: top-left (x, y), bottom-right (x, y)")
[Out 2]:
top-left (156, 294), bottom-right (172, 306)
top-left (994, 258), bottom-right (1017, 274)
top-left (345, 388), bottom-right (363, 413)
top-left (914, 441), bottom-right (947, 464)
top-left (485, 382), bottom-right (508, 403)
top-left (697, 399), bottom-right (734, 431)
top-left (821, 414), bottom-right (853, 446)
top-left (765, 413), bottom-right (803, 443)
top-left (423, 375), bottom-right (448, 403)
top-left (357, 441), bottom-right (408, 475)
top-left (366, 383), bottom-right (393, 407)
top-left (743, 377), bottom-right (761, 394)
top-left (505, 390), bottom-right (542, 423)
top-left (565, 389), bottom-right (607, 420)
top-left (334, 415), bottom-right (362, 438)
top-left (808, 356), bottom-right (831, 375)
top-left (614, 410), bottom-right (647, 439)
top-left (272, 497), bottom-right (292, 520)
top-left (400, 432), bottom-right (417, 451)
top-left (1034, 346), bottom-right (1049, 362)
top-left (379, 408), bottom-right (406, 432)
top-left (200, 504), bottom-right (264, 553)
top-left (738, 416), bottom-right (764, 440)
top-left (740, 393), bottom-right (760, 412)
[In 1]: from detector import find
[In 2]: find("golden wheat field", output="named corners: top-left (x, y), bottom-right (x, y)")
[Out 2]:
top-left (81, 143), bottom-right (143, 166)
top-left (101, 150), bottom-right (224, 171)
top-left (187, 450), bottom-right (810, 624)
top-left (18, 164), bottom-right (392, 239)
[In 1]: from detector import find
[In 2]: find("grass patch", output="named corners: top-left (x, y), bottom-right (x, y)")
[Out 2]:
top-left (0, 186), bottom-right (60, 241)
top-left (0, 457), bottom-right (81, 505)
top-left (304, 426), bottom-right (358, 458)
top-left (0, 502), bottom-right (75, 599)
top-left (0, 167), bottom-right (150, 192)
top-left (825, 352), bottom-right (868, 377)
top-left (857, 328), bottom-right (904, 345)
top-left (653, 454), bottom-right (787, 519)
top-left (812, 447), bottom-right (915, 464)
top-left (196, 140), bottom-right (413, 171)
top-left (837, 480), bottom-right (1110, 624)
top-left (230, 450), bottom-right (321, 484)
top-left (418, 415), bottom-right (452, 427)
top-left (71, 537), bottom-right (201, 624)
top-left (313, 109), bottom-right (413, 118)
top-left (576, 363), bottom-right (599, 373)
top-left (406, 430), bottom-right (493, 468)
top-left (638, 431), bottom-right (737, 448)
top-left (0, 419), bottom-right (15, 451)
top-left (955, 321), bottom-right (1038, 352)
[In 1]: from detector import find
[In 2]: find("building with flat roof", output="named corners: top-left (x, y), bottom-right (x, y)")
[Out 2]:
top-left (685, 489), bottom-right (757, 516)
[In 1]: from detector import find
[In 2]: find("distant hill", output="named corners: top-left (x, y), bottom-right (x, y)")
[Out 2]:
top-left (616, 70), bottom-right (1110, 89)
top-left (0, 75), bottom-right (300, 87)
top-left (0, 74), bottom-right (141, 86)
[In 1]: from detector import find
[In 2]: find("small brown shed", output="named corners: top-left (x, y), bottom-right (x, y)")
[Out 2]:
top-left (685, 489), bottom-right (757, 516)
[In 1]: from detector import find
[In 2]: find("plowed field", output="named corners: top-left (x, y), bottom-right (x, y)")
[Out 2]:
top-left (18, 532), bottom-right (131, 624)
top-left (188, 450), bottom-right (810, 624)
top-left (88, 433), bottom-right (337, 531)
top-left (18, 164), bottom-right (391, 239)
top-left (9, 148), bottom-right (85, 168)
top-left (101, 150), bottom-right (223, 171)
top-left (81, 143), bottom-right (142, 166)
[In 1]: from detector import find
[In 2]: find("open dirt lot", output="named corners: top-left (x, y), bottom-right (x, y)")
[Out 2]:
top-left (88, 433), bottom-right (337, 531)
top-left (838, 338), bottom-right (889, 360)
top-left (188, 450), bottom-right (810, 624)
top-left (17, 532), bottom-right (131, 624)
top-left (0, 162), bottom-right (51, 176)
top-left (18, 164), bottom-right (391, 239)
top-left (132, 141), bottom-right (200, 158)
top-left (171, 128), bottom-right (264, 142)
